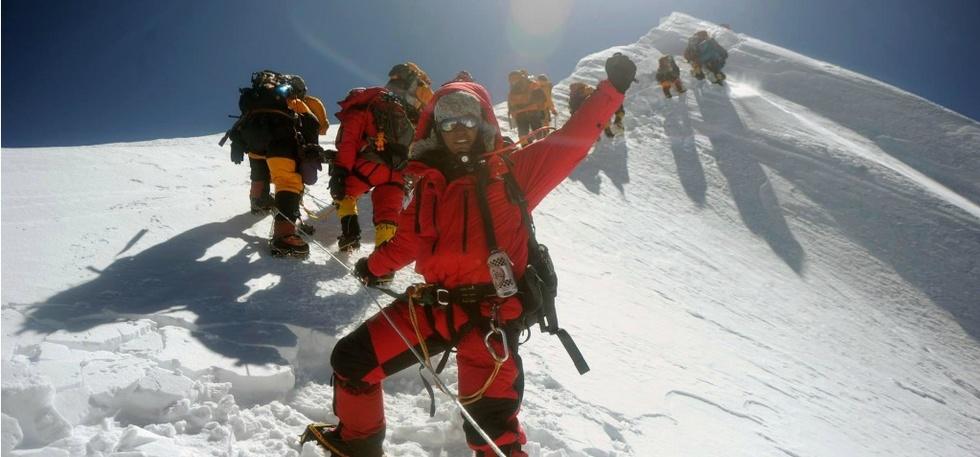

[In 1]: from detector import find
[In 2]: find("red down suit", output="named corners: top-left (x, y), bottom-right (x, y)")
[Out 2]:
top-left (333, 87), bottom-right (411, 225)
top-left (330, 80), bottom-right (624, 454)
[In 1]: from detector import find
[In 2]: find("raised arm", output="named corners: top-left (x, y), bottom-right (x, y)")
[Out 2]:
top-left (510, 53), bottom-right (635, 209)
top-left (509, 82), bottom-right (622, 209)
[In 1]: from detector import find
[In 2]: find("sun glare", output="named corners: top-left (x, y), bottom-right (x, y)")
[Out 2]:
top-left (507, 0), bottom-right (572, 59)
top-left (510, 0), bottom-right (571, 36)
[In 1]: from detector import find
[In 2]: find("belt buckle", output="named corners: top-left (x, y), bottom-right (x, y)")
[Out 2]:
top-left (435, 288), bottom-right (450, 306)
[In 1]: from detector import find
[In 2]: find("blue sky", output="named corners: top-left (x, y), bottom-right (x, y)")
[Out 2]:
top-left (2, 0), bottom-right (979, 147)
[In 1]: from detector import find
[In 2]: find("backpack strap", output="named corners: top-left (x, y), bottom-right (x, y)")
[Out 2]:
top-left (474, 167), bottom-right (502, 252)
top-left (478, 157), bottom-right (590, 374)
top-left (496, 163), bottom-right (558, 330)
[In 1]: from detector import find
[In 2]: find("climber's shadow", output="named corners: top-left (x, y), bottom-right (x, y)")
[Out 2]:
top-left (19, 209), bottom-right (368, 367)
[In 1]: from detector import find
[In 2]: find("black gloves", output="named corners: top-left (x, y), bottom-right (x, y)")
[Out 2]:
top-left (230, 142), bottom-right (245, 164)
top-left (320, 149), bottom-right (338, 164)
top-left (353, 258), bottom-right (383, 287)
top-left (605, 52), bottom-right (637, 94)
top-left (329, 167), bottom-right (348, 201)
top-left (301, 144), bottom-right (325, 162)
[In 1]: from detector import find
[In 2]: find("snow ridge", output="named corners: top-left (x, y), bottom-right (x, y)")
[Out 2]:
top-left (3, 11), bottom-right (980, 457)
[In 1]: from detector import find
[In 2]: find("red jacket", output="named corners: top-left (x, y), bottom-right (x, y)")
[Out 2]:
top-left (333, 87), bottom-right (386, 171)
top-left (367, 80), bottom-right (624, 318)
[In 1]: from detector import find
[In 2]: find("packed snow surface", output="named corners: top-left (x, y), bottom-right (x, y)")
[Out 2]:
top-left (3, 12), bottom-right (979, 457)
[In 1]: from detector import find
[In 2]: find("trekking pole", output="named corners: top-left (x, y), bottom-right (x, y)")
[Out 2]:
top-left (269, 210), bottom-right (508, 457)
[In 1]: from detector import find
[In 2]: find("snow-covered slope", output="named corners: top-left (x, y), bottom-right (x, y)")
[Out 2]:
top-left (3, 12), bottom-right (979, 457)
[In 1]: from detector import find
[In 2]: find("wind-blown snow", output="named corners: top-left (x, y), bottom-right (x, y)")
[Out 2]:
top-left (3, 12), bottom-right (979, 457)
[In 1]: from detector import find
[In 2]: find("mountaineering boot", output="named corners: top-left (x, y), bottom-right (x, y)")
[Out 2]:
top-left (338, 214), bottom-right (361, 253)
top-left (249, 181), bottom-right (275, 214)
top-left (270, 220), bottom-right (310, 259)
top-left (300, 423), bottom-right (384, 457)
top-left (475, 443), bottom-right (528, 457)
top-left (662, 86), bottom-right (673, 98)
top-left (270, 190), bottom-right (306, 257)
top-left (713, 72), bottom-right (726, 85)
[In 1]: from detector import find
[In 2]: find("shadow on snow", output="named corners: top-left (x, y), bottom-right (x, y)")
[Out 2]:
top-left (693, 82), bottom-right (980, 342)
top-left (569, 132), bottom-right (631, 195)
top-left (692, 84), bottom-right (807, 274)
top-left (17, 207), bottom-right (375, 373)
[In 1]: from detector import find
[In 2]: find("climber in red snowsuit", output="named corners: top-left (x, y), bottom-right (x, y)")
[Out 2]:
top-left (329, 63), bottom-right (432, 255)
top-left (317, 54), bottom-right (635, 457)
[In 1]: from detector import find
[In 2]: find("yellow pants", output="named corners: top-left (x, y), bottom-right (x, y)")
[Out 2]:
top-left (254, 155), bottom-right (303, 195)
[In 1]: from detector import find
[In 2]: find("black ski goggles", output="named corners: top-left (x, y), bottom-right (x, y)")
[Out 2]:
top-left (438, 115), bottom-right (480, 132)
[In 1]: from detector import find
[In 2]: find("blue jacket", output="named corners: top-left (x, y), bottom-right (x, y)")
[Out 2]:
top-left (697, 38), bottom-right (728, 66)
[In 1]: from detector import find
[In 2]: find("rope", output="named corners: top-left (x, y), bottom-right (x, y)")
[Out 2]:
top-left (303, 190), bottom-right (337, 209)
top-left (404, 285), bottom-right (503, 406)
top-left (300, 196), bottom-right (334, 221)
top-left (268, 209), bottom-right (507, 457)
top-left (459, 359), bottom-right (503, 406)
top-left (478, 126), bottom-right (556, 162)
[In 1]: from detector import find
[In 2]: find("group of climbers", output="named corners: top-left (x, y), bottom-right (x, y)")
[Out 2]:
top-left (220, 33), bottom-right (732, 453)
top-left (225, 63), bottom-right (431, 261)
top-left (224, 30), bottom-right (729, 259)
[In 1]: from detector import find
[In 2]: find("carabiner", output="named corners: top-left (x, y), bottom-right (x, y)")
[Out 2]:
top-left (483, 326), bottom-right (510, 363)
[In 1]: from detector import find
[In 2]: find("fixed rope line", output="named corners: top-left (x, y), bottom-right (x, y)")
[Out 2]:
top-left (269, 209), bottom-right (507, 457)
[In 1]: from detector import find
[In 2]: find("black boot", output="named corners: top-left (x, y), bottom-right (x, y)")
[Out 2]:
top-left (662, 86), bottom-right (672, 98)
top-left (338, 215), bottom-right (361, 253)
top-left (300, 423), bottom-right (384, 457)
top-left (269, 192), bottom-right (309, 259)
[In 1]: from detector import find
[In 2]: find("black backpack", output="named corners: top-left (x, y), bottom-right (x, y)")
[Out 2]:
top-left (238, 70), bottom-right (310, 111)
top-left (221, 70), bottom-right (318, 158)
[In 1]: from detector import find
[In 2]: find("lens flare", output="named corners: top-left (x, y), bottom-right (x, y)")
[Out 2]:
top-left (507, 0), bottom-right (572, 59)
top-left (287, 9), bottom-right (382, 83)
top-left (510, 0), bottom-right (571, 36)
